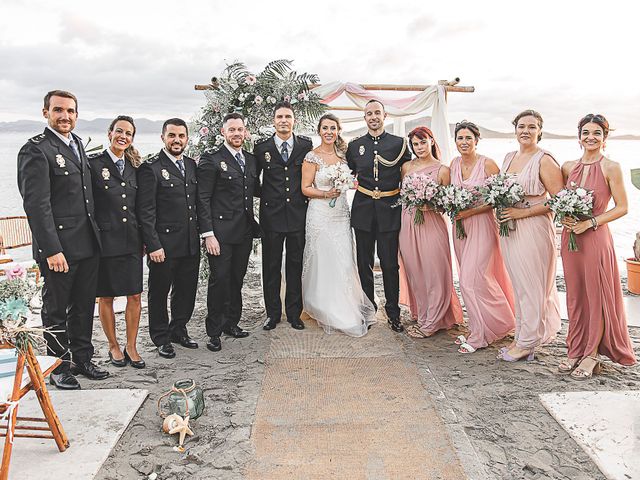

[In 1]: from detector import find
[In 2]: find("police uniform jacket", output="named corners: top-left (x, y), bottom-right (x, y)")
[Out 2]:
top-left (17, 128), bottom-right (101, 263)
top-left (136, 150), bottom-right (199, 258)
top-left (346, 131), bottom-right (411, 233)
top-left (89, 150), bottom-right (141, 257)
top-left (254, 134), bottom-right (312, 233)
top-left (197, 146), bottom-right (260, 244)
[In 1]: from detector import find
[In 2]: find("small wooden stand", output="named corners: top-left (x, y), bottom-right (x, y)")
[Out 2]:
top-left (0, 343), bottom-right (68, 480)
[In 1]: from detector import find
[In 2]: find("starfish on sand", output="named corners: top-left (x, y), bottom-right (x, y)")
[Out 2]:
top-left (164, 414), bottom-right (194, 448)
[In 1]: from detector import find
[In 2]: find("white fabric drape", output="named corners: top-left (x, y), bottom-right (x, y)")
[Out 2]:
top-left (312, 82), bottom-right (452, 163)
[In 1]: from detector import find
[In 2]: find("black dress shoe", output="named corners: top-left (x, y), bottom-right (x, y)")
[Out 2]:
top-left (290, 319), bottom-right (305, 330)
top-left (223, 326), bottom-right (250, 338)
top-left (49, 371), bottom-right (81, 390)
top-left (171, 334), bottom-right (199, 349)
top-left (108, 351), bottom-right (127, 368)
top-left (71, 360), bottom-right (110, 380)
top-left (206, 336), bottom-right (221, 352)
top-left (124, 349), bottom-right (146, 369)
top-left (263, 317), bottom-right (279, 330)
top-left (157, 343), bottom-right (176, 358)
top-left (388, 317), bottom-right (404, 333)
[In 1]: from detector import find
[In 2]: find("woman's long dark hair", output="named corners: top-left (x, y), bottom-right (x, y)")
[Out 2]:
top-left (108, 115), bottom-right (142, 167)
top-left (316, 113), bottom-right (347, 157)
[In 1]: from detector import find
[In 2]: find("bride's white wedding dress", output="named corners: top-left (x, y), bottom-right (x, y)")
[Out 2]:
top-left (302, 151), bottom-right (376, 337)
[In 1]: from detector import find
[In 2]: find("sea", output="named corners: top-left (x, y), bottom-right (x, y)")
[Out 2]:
top-left (1, 131), bottom-right (638, 267)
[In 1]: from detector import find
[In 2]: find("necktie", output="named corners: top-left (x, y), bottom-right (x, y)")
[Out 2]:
top-left (176, 159), bottom-right (185, 177)
top-left (235, 152), bottom-right (245, 172)
top-left (280, 142), bottom-right (289, 163)
top-left (115, 159), bottom-right (125, 176)
top-left (69, 138), bottom-right (81, 162)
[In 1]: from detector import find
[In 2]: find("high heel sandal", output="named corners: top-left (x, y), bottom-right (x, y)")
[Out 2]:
top-left (557, 357), bottom-right (581, 375)
top-left (570, 356), bottom-right (601, 381)
top-left (498, 349), bottom-right (535, 362)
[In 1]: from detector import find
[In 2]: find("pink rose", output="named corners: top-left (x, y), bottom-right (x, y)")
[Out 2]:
top-left (5, 265), bottom-right (26, 280)
top-left (244, 75), bottom-right (257, 86)
top-left (199, 127), bottom-right (210, 136)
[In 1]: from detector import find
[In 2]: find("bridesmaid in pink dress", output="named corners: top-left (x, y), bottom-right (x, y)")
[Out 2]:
top-left (497, 110), bottom-right (564, 362)
top-left (451, 121), bottom-right (516, 354)
top-left (398, 126), bottom-right (463, 338)
top-left (559, 114), bottom-right (636, 379)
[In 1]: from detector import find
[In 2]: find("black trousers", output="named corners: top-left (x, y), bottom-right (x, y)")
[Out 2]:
top-left (39, 255), bottom-right (99, 373)
top-left (261, 229), bottom-right (304, 323)
top-left (205, 236), bottom-right (253, 337)
top-left (147, 253), bottom-right (200, 346)
top-left (354, 226), bottom-right (400, 319)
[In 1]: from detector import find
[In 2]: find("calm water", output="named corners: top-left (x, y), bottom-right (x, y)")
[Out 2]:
top-left (1, 131), bottom-right (638, 263)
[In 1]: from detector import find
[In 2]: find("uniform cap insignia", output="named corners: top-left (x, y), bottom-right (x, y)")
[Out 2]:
top-left (265, 152), bottom-right (271, 162)
top-left (101, 168), bottom-right (110, 180)
top-left (161, 168), bottom-right (170, 180)
top-left (55, 154), bottom-right (66, 168)
top-left (359, 145), bottom-right (365, 156)
top-left (220, 161), bottom-right (228, 171)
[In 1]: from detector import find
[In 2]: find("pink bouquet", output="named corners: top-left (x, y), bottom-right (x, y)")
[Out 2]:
top-left (546, 182), bottom-right (594, 252)
top-left (395, 173), bottom-right (440, 225)
top-left (4, 265), bottom-right (27, 281)
top-left (478, 173), bottom-right (526, 237)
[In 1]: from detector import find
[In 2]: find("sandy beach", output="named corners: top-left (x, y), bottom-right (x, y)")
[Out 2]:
top-left (83, 259), bottom-right (640, 480)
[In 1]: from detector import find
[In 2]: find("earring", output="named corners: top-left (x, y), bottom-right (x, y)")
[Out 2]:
top-left (578, 141), bottom-right (583, 150)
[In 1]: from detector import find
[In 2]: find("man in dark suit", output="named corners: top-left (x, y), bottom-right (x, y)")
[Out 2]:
top-left (254, 102), bottom-right (313, 331)
top-left (136, 118), bottom-right (200, 358)
top-left (197, 113), bottom-right (260, 352)
top-left (346, 100), bottom-right (411, 333)
top-left (17, 90), bottom-right (108, 389)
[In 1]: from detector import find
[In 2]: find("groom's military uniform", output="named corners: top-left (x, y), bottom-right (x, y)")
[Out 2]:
top-left (346, 131), bottom-right (411, 325)
top-left (17, 127), bottom-right (101, 372)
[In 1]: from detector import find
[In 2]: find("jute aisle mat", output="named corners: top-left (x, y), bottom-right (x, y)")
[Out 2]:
top-left (247, 315), bottom-right (466, 479)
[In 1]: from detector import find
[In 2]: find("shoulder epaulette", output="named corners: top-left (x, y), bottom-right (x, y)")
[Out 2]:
top-left (145, 154), bottom-right (159, 164)
top-left (28, 133), bottom-right (46, 144)
top-left (254, 136), bottom-right (270, 145)
top-left (88, 151), bottom-right (103, 160)
top-left (203, 145), bottom-right (222, 155)
top-left (348, 134), bottom-right (364, 144)
top-left (298, 135), bottom-right (312, 143)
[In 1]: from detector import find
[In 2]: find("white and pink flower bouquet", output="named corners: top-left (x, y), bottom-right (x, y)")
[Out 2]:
top-left (546, 182), bottom-right (594, 252)
top-left (394, 173), bottom-right (441, 225)
top-left (0, 264), bottom-right (42, 352)
top-left (323, 163), bottom-right (356, 207)
top-left (478, 173), bottom-right (526, 237)
top-left (437, 185), bottom-right (477, 240)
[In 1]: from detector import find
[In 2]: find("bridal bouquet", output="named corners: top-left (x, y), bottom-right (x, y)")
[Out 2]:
top-left (323, 163), bottom-right (356, 207)
top-left (0, 265), bottom-right (42, 353)
top-left (478, 173), bottom-right (526, 237)
top-left (546, 182), bottom-right (594, 252)
top-left (394, 173), bottom-right (440, 225)
top-left (437, 185), bottom-right (477, 240)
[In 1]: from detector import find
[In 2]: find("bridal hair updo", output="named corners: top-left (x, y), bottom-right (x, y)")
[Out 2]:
top-left (578, 113), bottom-right (610, 139)
top-left (407, 126), bottom-right (441, 160)
top-left (317, 113), bottom-right (347, 156)
top-left (512, 109), bottom-right (544, 142)
top-left (454, 120), bottom-right (481, 143)
top-left (108, 115), bottom-right (142, 168)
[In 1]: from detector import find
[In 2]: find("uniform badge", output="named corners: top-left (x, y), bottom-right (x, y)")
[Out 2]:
top-left (161, 169), bottom-right (170, 180)
top-left (265, 152), bottom-right (271, 162)
top-left (101, 168), bottom-right (110, 180)
top-left (55, 154), bottom-right (66, 168)
top-left (359, 145), bottom-right (365, 156)
top-left (220, 161), bottom-right (228, 171)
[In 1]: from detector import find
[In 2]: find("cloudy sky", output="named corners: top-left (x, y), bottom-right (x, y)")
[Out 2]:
top-left (2, 0), bottom-right (639, 135)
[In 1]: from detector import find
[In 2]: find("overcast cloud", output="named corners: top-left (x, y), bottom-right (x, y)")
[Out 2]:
top-left (2, 0), bottom-right (639, 134)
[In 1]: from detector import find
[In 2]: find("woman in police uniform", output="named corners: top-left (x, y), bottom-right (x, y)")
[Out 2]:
top-left (90, 115), bottom-right (145, 368)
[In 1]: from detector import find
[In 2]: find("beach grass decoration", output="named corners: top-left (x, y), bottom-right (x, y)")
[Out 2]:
top-left (189, 59), bottom-right (326, 157)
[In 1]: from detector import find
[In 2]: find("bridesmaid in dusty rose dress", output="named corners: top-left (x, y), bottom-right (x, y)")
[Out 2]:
top-left (497, 110), bottom-right (564, 362)
top-left (450, 121), bottom-right (516, 354)
top-left (559, 114), bottom-right (636, 379)
top-left (398, 126), bottom-right (463, 338)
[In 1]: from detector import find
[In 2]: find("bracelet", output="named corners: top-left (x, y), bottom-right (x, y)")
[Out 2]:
top-left (590, 217), bottom-right (598, 230)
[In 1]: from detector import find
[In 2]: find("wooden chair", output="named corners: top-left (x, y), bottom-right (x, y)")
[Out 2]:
top-left (0, 216), bottom-right (40, 281)
top-left (0, 343), bottom-right (68, 480)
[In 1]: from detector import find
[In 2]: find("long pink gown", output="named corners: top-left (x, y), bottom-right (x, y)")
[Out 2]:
top-left (500, 150), bottom-right (561, 349)
top-left (561, 158), bottom-right (636, 365)
top-left (451, 156), bottom-right (516, 349)
top-left (398, 165), bottom-right (463, 334)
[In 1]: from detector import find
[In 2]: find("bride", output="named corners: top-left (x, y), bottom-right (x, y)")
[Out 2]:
top-left (301, 113), bottom-right (376, 336)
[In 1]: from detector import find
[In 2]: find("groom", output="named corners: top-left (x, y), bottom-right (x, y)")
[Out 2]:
top-left (346, 100), bottom-right (411, 332)
top-left (254, 101), bottom-right (313, 330)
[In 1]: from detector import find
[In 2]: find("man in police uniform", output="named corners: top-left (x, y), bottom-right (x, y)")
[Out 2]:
top-left (17, 90), bottom-right (107, 389)
top-left (197, 113), bottom-right (260, 352)
top-left (254, 101), bottom-right (313, 330)
top-left (346, 100), bottom-right (411, 333)
top-left (136, 118), bottom-right (200, 358)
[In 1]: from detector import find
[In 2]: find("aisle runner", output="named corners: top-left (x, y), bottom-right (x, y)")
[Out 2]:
top-left (247, 316), bottom-right (465, 479)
